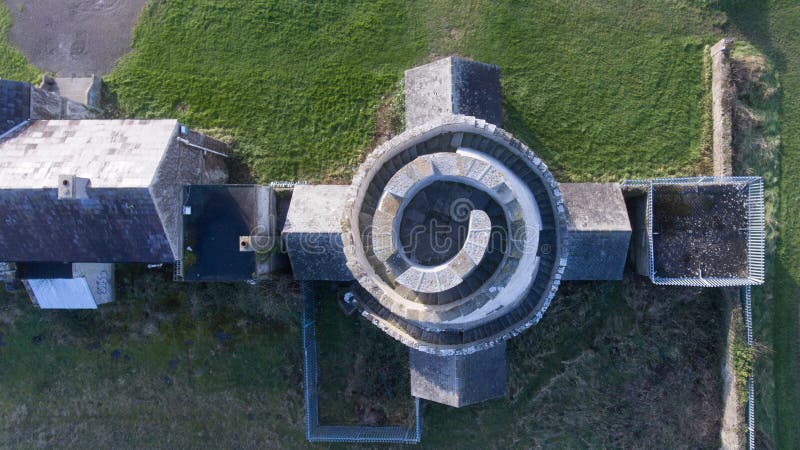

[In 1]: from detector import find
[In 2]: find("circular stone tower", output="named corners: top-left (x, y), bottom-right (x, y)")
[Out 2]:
top-left (342, 115), bottom-right (567, 355)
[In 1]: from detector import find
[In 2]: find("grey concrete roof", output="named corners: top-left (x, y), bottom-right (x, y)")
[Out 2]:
top-left (560, 183), bottom-right (631, 232)
top-left (0, 119), bottom-right (178, 188)
top-left (282, 185), bottom-right (353, 281)
top-left (283, 185), bottom-right (350, 233)
top-left (404, 57), bottom-right (502, 128)
top-left (560, 183), bottom-right (632, 280)
top-left (410, 342), bottom-right (507, 407)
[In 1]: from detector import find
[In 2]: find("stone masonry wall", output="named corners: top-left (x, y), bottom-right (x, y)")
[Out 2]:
top-left (711, 38), bottom-right (735, 177)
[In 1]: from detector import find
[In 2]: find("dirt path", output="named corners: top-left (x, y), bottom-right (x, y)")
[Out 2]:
top-left (4, 0), bottom-right (147, 76)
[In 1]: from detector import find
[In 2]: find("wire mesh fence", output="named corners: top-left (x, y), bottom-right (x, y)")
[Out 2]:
top-left (301, 282), bottom-right (422, 444)
top-left (622, 177), bottom-right (764, 286)
top-left (741, 286), bottom-right (755, 450)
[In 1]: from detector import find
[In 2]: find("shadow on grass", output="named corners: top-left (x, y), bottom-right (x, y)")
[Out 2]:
top-left (716, 2), bottom-right (800, 447)
top-left (503, 99), bottom-right (562, 177)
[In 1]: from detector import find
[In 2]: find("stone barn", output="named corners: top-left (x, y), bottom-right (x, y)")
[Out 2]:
top-left (0, 89), bottom-right (228, 308)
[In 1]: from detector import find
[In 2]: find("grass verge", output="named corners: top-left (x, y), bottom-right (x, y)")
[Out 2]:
top-left (104, 0), bottom-right (717, 183)
top-left (718, 2), bottom-right (800, 447)
top-left (0, 3), bottom-right (38, 82)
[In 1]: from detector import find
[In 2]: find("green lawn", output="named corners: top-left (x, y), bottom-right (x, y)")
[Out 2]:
top-left (105, 0), bottom-right (715, 183)
top-left (4, 0), bottom-right (799, 447)
top-left (0, 3), bottom-right (38, 82)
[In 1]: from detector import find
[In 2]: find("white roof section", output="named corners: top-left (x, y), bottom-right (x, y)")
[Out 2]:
top-left (284, 185), bottom-right (350, 233)
top-left (0, 119), bottom-right (178, 188)
top-left (26, 278), bottom-right (98, 309)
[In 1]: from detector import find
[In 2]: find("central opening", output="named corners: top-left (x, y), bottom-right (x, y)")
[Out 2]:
top-left (398, 181), bottom-right (504, 266)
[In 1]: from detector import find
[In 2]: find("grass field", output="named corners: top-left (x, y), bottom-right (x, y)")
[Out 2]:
top-left (2, 0), bottom-right (798, 447)
top-left (0, 3), bottom-right (38, 82)
top-left (717, 1), bottom-right (800, 447)
top-left (104, 0), bottom-right (715, 183)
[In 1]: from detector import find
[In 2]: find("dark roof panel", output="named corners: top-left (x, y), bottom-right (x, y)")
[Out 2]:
top-left (0, 188), bottom-right (173, 263)
top-left (0, 80), bottom-right (30, 135)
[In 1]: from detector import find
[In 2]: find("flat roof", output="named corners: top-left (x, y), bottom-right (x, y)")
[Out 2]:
top-left (0, 119), bottom-right (178, 189)
top-left (560, 182), bottom-right (631, 232)
top-left (182, 185), bottom-right (263, 281)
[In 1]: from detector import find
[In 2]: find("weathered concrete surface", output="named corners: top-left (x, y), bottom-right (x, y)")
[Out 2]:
top-left (711, 38), bottom-right (735, 177)
top-left (72, 262), bottom-right (114, 304)
top-left (0, 119), bottom-right (177, 189)
top-left (410, 342), bottom-right (507, 407)
top-left (40, 76), bottom-right (102, 108)
top-left (405, 57), bottom-right (502, 128)
top-left (30, 86), bottom-right (98, 119)
top-left (560, 183), bottom-right (631, 280)
top-left (4, 0), bottom-right (148, 76)
top-left (282, 185), bottom-right (353, 281)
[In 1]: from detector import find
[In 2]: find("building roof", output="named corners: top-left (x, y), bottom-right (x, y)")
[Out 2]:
top-left (25, 278), bottom-right (97, 309)
top-left (560, 182), bottom-right (631, 232)
top-left (0, 119), bottom-right (178, 189)
top-left (0, 80), bottom-right (30, 135)
top-left (282, 184), bottom-right (353, 281)
top-left (410, 343), bottom-right (507, 407)
top-left (0, 188), bottom-right (173, 263)
top-left (283, 185), bottom-right (350, 233)
top-left (560, 183), bottom-right (632, 280)
top-left (404, 57), bottom-right (502, 128)
top-left (182, 185), bottom-right (275, 281)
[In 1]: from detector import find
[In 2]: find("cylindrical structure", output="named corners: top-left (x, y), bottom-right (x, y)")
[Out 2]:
top-left (342, 115), bottom-right (567, 355)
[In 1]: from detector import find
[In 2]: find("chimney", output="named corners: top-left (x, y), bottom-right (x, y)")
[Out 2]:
top-left (58, 175), bottom-right (90, 199)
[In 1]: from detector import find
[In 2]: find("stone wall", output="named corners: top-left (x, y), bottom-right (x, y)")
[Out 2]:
top-left (30, 86), bottom-right (99, 120)
top-left (404, 57), bottom-right (502, 128)
top-left (150, 125), bottom-right (229, 260)
top-left (711, 38), bottom-right (735, 177)
top-left (710, 37), bottom-right (743, 450)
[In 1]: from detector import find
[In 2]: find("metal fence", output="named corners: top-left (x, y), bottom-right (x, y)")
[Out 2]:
top-left (301, 282), bottom-right (422, 444)
top-left (741, 286), bottom-right (755, 450)
top-left (622, 177), bottom-right (765, 287)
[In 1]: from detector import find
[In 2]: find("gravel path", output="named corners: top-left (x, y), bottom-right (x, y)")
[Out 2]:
top-left (4, 0), bottom-right (147, 76)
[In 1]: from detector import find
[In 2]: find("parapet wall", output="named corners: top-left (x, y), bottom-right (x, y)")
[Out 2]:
top-left (710, 38), bottom-right (735, 176)
top-left (0, 79), bottom-right (99, 128)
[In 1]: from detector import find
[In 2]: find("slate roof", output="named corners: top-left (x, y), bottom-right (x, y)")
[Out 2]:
top-left (0, 119), bottom-right (193, 264)
top-left (0, 188), bottom-right (173, 263)
top-left (0, 80), bottom-right (30, 135)
top-left (0, 119), bottom-right (178, 188)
